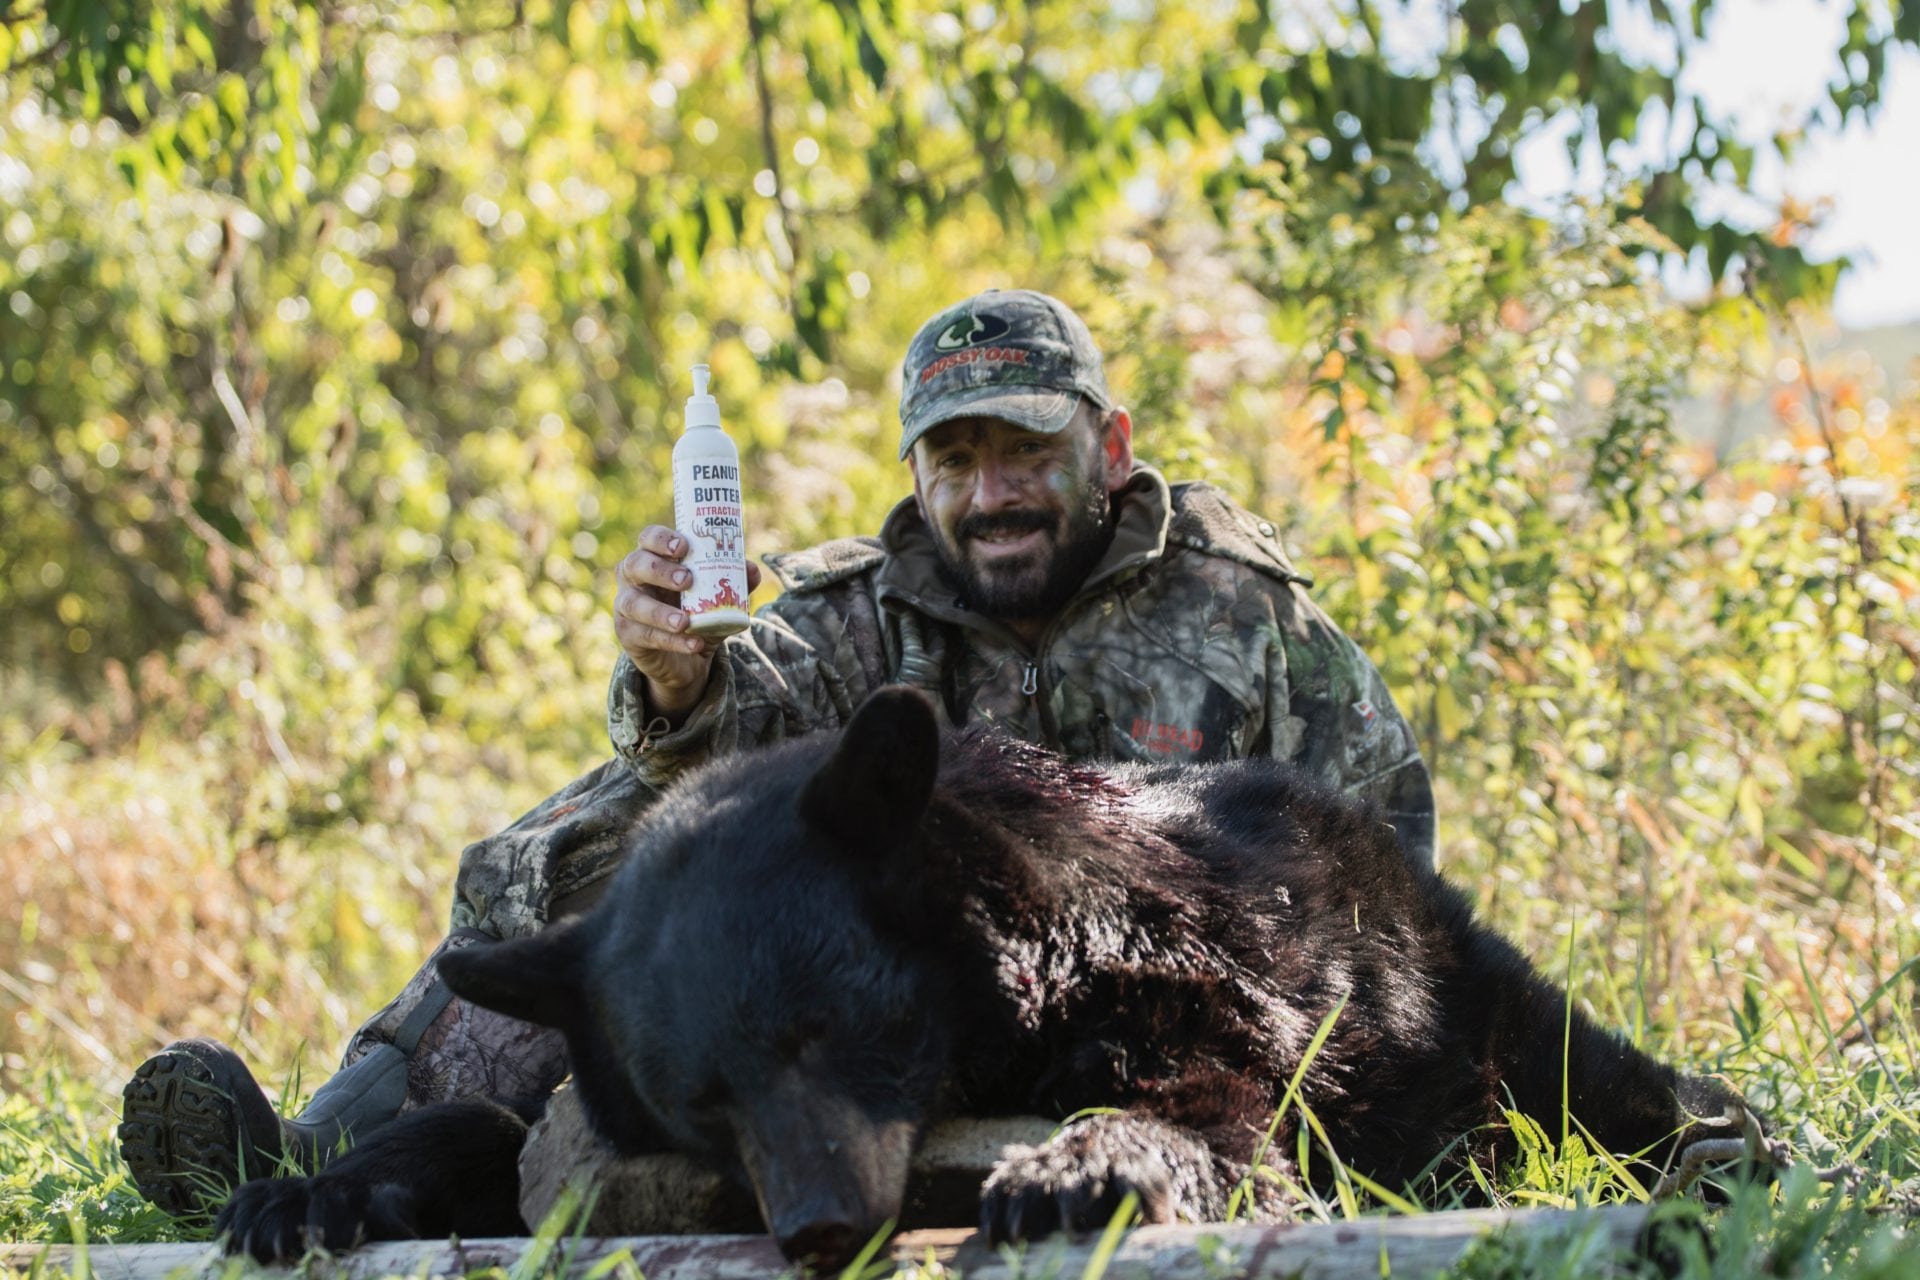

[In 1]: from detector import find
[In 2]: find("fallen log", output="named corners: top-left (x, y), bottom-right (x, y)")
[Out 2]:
top-left (517, 1092), bottom-right (1064, 1233)
top-left (1, 1205), bottom-right (1653, 1280)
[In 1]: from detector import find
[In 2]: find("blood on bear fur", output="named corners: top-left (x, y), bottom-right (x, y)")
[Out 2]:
top-left (217, 687), bottom-right (1748, 1267)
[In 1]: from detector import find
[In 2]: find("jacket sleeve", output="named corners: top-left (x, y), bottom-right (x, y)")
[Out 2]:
top-left (606, 590), bottom-right (875, 790)
top-left (1268, 588), bottom-right (1437, 871)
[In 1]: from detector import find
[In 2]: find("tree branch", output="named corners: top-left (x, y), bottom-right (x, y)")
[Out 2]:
top-left (65, 495), bottom-right (203, 640)
top-left (744, 0), bottom-right (802, 306)
top-left (1784, 308), bottom-right (1871, 556)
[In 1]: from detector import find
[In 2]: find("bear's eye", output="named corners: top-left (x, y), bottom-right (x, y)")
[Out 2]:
top-left (686, 1075), bottom-right (728, 1114)
top-left (772, 1016), bottom-right (830, 1061)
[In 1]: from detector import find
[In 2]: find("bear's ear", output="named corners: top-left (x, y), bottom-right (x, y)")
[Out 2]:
top-left (799, 686), bottom-right (940, 855)
top-left (437, 924), bottom-right (587, 1029)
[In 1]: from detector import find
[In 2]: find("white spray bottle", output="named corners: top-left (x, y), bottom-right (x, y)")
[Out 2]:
top-left (671, 363), bottom-right (750, 638)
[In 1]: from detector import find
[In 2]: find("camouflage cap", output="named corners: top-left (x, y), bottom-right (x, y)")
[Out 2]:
top-left (898, 289), bottom-right (1112, 460)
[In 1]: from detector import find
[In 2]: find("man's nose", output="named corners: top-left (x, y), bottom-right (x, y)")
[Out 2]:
top-left (971, 455), bottom-right (1027, 511)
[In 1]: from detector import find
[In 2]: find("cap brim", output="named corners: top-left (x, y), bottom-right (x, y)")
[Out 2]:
top-left (898, 385), bottom-right (1080, 459)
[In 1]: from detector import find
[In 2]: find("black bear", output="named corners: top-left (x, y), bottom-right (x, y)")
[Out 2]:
top-left (218, 687), bottom-right (1745, 1266)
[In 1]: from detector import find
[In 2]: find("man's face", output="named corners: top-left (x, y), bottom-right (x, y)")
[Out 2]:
top-left (908, 403), bottom-right (1132, 624)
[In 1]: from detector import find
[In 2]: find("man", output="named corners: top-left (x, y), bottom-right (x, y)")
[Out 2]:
top-left (119, 289), bottom-right (1434, 1217)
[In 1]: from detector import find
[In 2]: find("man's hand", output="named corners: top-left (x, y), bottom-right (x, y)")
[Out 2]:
top-left (615, 526), bottom-right (762, 723)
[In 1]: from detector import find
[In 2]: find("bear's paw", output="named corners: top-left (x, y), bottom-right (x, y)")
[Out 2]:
top-left (217, 1173), bottom-right (418, 1262)
top-left (977, 1113), bottom-right (1226, 1244)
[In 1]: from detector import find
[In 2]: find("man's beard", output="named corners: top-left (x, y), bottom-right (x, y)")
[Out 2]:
top-left (930, 472), bottom-right (1115, 623)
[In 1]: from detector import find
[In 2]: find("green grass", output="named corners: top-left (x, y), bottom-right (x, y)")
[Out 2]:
top-left (0, 1069), bottom-right (188, 1246)
top-left (1, 961), bottom-right (1913, 1276)
top-left (1445, 1173), bottom-right (1919, 1280)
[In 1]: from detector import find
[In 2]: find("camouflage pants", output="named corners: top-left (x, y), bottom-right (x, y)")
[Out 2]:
top-left (337, 758), bottom-right (658, 1113)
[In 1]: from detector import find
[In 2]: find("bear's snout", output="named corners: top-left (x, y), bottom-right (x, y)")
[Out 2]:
top-left (772, 1208), bottom-right (862, 1268)
top-left (731, 1069), bottom-right (916, 1268)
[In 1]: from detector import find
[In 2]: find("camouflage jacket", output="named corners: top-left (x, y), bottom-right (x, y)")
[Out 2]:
top-left (607, 467), bottom-right (1435, 869)
top-left (386, 468), bottom-right (1430, 1097)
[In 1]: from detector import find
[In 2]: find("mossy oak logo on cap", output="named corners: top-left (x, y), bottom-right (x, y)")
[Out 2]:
top-left (933, 310), bottom-right (1012, 351)
top-left (918, 341), bottom-right (1032, 384)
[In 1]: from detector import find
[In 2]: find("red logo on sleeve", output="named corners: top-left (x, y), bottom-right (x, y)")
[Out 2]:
top-left (1131, 719), bottom-right (1204, 755)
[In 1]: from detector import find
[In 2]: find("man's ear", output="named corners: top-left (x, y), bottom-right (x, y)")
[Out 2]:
top-left (437, 924), bottom-right (587, 1029)
top-left (1100, 407), bottom-right (1134, 491)
top-left (799, 686), bottom-right (940, 855)
top-left (906, 449), bottom-right (930, 520)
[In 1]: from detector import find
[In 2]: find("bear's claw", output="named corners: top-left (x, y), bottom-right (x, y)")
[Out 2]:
top-left (217, 1172), bottom-right (415, 1262)
top-left (217, 1176), bottom-right (324, 1262)
top-left (978, 1114), bottom-right (1210, 1244)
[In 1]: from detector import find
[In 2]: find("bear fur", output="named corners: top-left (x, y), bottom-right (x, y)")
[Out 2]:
top-left (217, 687), bottom-right (1743, 1266)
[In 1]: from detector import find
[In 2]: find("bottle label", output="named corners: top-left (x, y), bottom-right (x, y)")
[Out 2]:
top-left (674, 460), bottom-right (748, 623)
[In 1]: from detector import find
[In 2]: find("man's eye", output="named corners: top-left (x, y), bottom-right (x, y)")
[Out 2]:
top-left (937, 453), bottom-right (969, 469)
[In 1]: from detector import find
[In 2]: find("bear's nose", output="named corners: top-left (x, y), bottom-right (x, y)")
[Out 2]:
top-left (776, 1219), bottom-right (860, 1269)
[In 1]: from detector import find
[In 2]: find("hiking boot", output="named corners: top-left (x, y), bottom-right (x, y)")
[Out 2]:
top-left (118, 1037), bottom-right (408, 1219)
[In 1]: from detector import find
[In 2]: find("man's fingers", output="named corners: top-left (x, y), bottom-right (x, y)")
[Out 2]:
top-left (615, 612), bottom-right (708, 660)
top-left (621, 545), bottom-right (760, 600)
top-left (614, 583), bottom-right (691, 633)
top-left (636, 525), bottom-right (688, 559)
top-left (619, 548), bottom-right (696, 594)
top-left (614, 530), bottom-right (752, 678)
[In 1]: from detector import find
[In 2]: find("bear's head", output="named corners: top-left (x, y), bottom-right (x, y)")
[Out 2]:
top-left (440, 688), bottom-right (954, 1268)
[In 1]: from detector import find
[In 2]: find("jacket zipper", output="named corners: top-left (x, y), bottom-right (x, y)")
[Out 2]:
top-left (1023, 652), bottom-right (1059, 746)
top-left (1024, 572), bottom-right (1145, 745)
top-left (879, 584), bottom-right (1129, 750)
top-left (1024, 606), bottom-right (1083, 747)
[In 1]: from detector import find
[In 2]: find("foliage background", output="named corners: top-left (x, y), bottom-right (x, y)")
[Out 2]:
top-left (1, 0), bottom-right (1917, 1270)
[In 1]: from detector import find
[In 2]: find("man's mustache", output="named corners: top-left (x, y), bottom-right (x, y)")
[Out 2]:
top-left (956, 510), bottom-right (1055, 542)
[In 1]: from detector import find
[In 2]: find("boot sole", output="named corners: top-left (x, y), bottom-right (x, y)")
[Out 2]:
top-left (118, 1047), bottom-right (256, 1219)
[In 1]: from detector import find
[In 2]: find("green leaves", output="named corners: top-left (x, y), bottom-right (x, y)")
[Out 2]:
top-left (9, 0), bottom-right (1912, 322)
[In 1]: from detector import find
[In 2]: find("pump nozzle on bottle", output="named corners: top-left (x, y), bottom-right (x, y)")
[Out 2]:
top-left (684, 363), bottom-right (721, 429)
